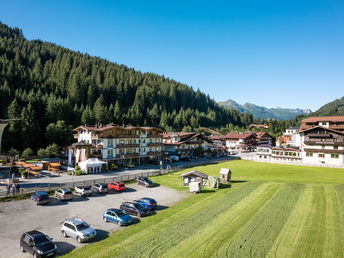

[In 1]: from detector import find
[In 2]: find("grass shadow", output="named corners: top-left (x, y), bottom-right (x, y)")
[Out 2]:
top-left (55, 241), bottom-right (76, 256)
top-left (155, 205), bottom-right (169, 211)
top-left (88, 229), bottom-right (110, 243)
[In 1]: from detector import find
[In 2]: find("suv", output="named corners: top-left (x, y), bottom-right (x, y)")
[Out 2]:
top-left (108, 181), bottom-right (125, 192)
top-left (61, 218), bottom-right (96, 243)
top-left (136, 177), bottom-right (154, 188)
top-left (74, 185), bottom-right (92, 197)
top-left (120, 202), bottom-right (150, 217)
top-left (20, 230), bottom-right (57, 257)
top-left (133, 198), bottom-right (157, 210)
top-left (31, 191), bottom-right (50, 205)
top-left (54, 188), bottom-right (74, 201)
top-left (103, 208), bottom-right (133, 226)
top-left (92, 183), bottom-right (108, 194)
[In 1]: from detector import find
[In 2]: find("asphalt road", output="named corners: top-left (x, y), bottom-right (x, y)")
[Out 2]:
top-left (0, 183), bottom-right (187, 257)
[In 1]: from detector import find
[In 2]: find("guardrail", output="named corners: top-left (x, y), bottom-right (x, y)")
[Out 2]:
top-left (0, 156), bottom-right (239, 198)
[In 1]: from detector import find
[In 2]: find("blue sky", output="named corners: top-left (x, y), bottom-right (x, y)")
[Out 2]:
top-left (1, 0), bottom-right (343, 111)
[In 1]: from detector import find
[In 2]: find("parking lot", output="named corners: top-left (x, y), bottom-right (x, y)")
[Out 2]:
top-left (0, 184), bottom-right (187, 257)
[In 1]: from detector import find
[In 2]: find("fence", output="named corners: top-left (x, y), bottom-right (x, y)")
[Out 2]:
top-left (0, 156), bottom-right (238, 198)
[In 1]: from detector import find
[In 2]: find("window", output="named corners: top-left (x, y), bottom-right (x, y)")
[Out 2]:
top-left (334, 146), bottom-right (338, 150)
top-left (318, 154), bottom-right (325, 158)
top-left (331, 154), bottom-right (339, 159)
top-left (306, 152), bottom-right (313, 157)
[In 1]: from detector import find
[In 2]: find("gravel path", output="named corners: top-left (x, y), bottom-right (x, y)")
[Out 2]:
top-left (0, 184), bottom-right (187, 257)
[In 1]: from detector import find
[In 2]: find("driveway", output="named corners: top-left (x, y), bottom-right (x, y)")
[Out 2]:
top-left (0, 184), bottom-right (187, 257)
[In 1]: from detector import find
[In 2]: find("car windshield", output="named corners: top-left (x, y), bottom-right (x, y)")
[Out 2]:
top-left (133, 203), bottom-right (143, 209)
top-left (83, 186), bottom-right (90, 190)
top-left (33, 234), bottom-right (51, 246)
top-left (76, 222), bottom-right (89, 231)
top-left (116, 210), bottom-right (126, 217)
top-left (101, 184), bottom-right (108, 188)
top-left (64, 190), bottom-right (72, 194)
top-left (145, 179), bottom-right (153, 184)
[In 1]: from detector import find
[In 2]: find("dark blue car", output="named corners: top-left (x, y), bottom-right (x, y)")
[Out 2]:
top-left (31, 191), bottom-right (50, 205)
top-left (103, 208), bottom-right (133, 226)
top-left (133, 198), bottom-right (157, 210)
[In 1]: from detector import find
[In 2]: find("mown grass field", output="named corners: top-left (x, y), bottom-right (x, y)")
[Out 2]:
top-left (64, 160), bottom-right (344, 257)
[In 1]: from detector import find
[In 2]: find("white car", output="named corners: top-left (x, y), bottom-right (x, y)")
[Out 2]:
top-left (74, 185), bottom-right (92, 197)
top-left (61, 218), bottom-right (96, 243)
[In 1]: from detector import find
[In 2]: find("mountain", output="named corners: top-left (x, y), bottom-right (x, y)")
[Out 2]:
top-left (311, 96), bottom-right (344, 116)
top-left (218, 99), bottom-right (311, 120)
top-left (0, 22), bottom-right (254, 152)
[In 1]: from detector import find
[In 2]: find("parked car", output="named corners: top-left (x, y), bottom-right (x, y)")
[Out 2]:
top-left (136, 177), bottom-right (154, 188)
top-left (61, 218), bottom-right (96, 243)
top-left (108, 181), bottom-right (125, 192)
top-left (120, 202), bottom-right (150, 217)
top-left (133, 198), bottom-right (157, 210)
top-left (20, 230), bottom-right (57, 257)
top-left (74, 185), bottom-right (92, 197)
top-left (92, 183), bottom-right (108, 193)
top-left (103, 208), bottom-right (133, 226)
top-left (54, 188), bottom-right (74, 201)
top-left (31, 191), bottom-right (50, 205)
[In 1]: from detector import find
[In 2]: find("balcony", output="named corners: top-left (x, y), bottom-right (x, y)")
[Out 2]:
top-left (304, 141), bottom-right (344, 146)
top-left (147, 143), bottom-right (163, 147)
top-left (116, 144), bottom-right (140, 148)
top-left (147, 151), bottom-right (162, 156)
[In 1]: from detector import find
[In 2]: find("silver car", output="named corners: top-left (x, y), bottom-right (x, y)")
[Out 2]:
top-left (92, 183), bottom-right (108, 194)
top-left (55, 188), bottom-right (74, 201)
top-left (74, 185), bottom-right (92, 197)
top-left (61, 218), bottom-right (96, 243)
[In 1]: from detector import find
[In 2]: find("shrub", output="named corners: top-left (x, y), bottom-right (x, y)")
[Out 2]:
top-left (45, 143), bottom-right (59, 157)
top-left (37, 148), bottom-right (47, 158)
top-left (9, 148), bottom-right (19, 156)
top-left (20, 169), bottom-right (29, 178)
top-left (21, 148), bottom-right (33, 159)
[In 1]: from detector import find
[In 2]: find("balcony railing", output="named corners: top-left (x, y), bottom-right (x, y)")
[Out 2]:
top-left (116, 144), bottom-right (140, 148)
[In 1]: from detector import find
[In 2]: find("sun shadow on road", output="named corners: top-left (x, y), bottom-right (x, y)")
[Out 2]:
top-left (124, 187), bottom-right (137, 192)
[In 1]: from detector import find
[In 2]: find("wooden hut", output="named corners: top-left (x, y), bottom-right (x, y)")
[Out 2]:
top-left (219, 168), bottom-right (231, 184)
top-left (179, 170), bottom-right (208, 187)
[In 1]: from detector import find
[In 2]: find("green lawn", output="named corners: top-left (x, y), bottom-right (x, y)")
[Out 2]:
top-left (63, 160), bottom-right (344, 258)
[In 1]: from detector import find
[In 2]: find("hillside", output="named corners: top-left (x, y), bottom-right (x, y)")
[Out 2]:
top-left (218, 99), bottom-right (311, 120)
top-left (0, 22), bottom-right (254, 152)
top-left (311, 96), bottom-right (344, 116)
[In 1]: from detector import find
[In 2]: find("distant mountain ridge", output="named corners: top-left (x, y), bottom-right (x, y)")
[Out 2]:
top-left (218, 99), bottom-right (311, 120)
top-left (310, 96), bottom-right (344, 117)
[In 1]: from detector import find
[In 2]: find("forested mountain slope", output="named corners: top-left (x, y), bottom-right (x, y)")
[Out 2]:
top-left (310, 96), bottom-right (344, 116)
top-left (0, 22), bottom-right (253, 151)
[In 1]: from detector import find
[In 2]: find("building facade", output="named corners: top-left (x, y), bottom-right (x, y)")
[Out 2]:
top-left (72, 124), bottom-right (163, 166)
top-left (255, 132), bottom-right (275, 146)
top-left (224, 132), bottom-right (256, 152)
top-left (282, 126), bottom-right (301, 147)
top-left (162, 132), bottom-right (212, 158)
top-left (300, 126), bottom-right (344, 167)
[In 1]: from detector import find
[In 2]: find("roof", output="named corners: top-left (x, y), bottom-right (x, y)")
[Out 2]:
top-left (255, 132), bottom-right (272, 138)
top-left (301, 116), bottom-right (344, 123)
top-left (74, 124), bottom-right (163, 133)
top-left (224, 132), bottom-right (255, 139)
top-left (163, 133), bottom-right (212, 146)
top-left (67, 218), bottom-right (85, 225)
top-left (26, 230), bottom-right (44, 237)
top-left (287, 126), bottom-right (299, 130)
top-left (219, 168), bottom-right (231, 175)
top-left (36, 191), bottom-right (48, 196)
top-left (258, 144), bottom-right (272, 148)
top-left (179, 170), bottom-right (208, 179)
top-left (299, 125), bottom-right (344, 135)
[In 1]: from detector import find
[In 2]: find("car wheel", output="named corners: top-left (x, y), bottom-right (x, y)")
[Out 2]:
top-left (137, 212), bottom-right (141, 218)
top-left (103, 217), bottom-right (107, 222)
top-left (20, 245), bottom-right (25, 252)
top-left (77, 236), bottom-right (82, 243)
top-left (33, 252), bottom-right (38, 258)
top-left (62, 230), bottom-right (67, 238)
top-left (117, 220), bottom-right (121, 226)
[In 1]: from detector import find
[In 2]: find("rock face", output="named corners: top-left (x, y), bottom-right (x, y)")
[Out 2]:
top-left (218, 99), bottom-right (312, 120)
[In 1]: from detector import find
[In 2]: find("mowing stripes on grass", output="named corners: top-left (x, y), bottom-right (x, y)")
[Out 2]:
top-left (114, 182), bottom-right (262, 258)
top-left (163, 183), bottom-right (282, 258)
top-left (267, 185), bottom-right (313, 258)
top-left (225, 183), bottom-right (304, 257)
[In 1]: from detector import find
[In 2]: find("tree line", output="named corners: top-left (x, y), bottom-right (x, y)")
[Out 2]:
top-left (0, 22), bottom-right (254, 152)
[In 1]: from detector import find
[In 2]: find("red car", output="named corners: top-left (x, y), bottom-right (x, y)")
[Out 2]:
top-left (108, 182), bottom-right (125, 191)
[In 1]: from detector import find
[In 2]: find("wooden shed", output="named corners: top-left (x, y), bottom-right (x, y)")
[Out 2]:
top-left (219, 168), bottom-right (231, 184)
top-left (179, 170), bottom-right (208, 187)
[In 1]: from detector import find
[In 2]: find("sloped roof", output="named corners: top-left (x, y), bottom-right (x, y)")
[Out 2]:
top-left (224, 132), bottom-right (255, 139)
top-left (298, 125), bottom-right (344, 135)
top-left (219, 168), bottom-right (231, 175)
top-left (301, 116), bottom-right (344, 123)
top-left (179, 170), bottom-right (208, 179)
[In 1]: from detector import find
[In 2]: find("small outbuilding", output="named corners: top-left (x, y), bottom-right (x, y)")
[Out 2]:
top-left (219, 168), bottom-right (231, 184)
top-left (179, 170), bottom-right (209, 187)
